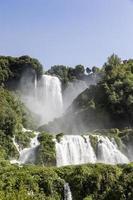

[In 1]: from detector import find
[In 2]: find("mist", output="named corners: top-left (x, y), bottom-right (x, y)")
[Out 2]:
top-left (19, 69), bottom-right (102, 134)
top-left (63, 80), bottom-right (88, 111)
top-left (38, 73), bottom-right (103, 134)
top-left (19, 70), bottom-right (63, 126)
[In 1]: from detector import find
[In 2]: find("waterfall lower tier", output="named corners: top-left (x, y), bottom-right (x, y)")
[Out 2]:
top-left (55, 135), bottom-right (129, 167)
top-left (56, 135), bottom-right (96, 166)
top-left (64, 183), bottom-right (72, 200)
top-left (11, 132), bottom-right (129, 167)
top-left (97, 136), bottom-right (128, 164)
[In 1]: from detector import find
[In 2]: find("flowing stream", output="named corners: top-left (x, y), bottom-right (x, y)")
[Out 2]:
top-left (64, 183), bottom-right (73, 200)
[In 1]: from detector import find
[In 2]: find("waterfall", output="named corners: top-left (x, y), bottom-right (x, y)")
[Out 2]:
top-left (64, 183), bottom-right (72, 200)
top-left (18, 132), bottom-right (40, 164)
top-left (11, 133), bottom-right (129, 166)
top-left (96, 136), bottom-right (129, 164)
top-left (34, 73), bottom-right (37, 90)
top-left (37, 75), bottom-right (63, 123)
top-left (21, 74), bottom-right (63, 125)
top-left (11, 131), bottom-right (40, 164)
top-left (56, 135), bottom-right (96, 166)
top-left (55, 135), bottom-right (129, 167)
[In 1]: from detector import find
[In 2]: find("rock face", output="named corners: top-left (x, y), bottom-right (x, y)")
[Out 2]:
top-left (39, 87), bottom-right (112, 134)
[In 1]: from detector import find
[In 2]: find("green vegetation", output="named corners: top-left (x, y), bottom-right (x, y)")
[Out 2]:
top-left (0, 54), bottom-right (133, 199)
top-left (0, 55), bottom-right (43, 159)
top-left (73, 54), bottom-right (133, 129)
top-left (92, 128), bottom-right (133, 153)
top-left (15, 130), bottom-right (35, 149)
top-left (0, 55), bottom-right (43, 88)
top-left (36, 132), bottom-right (56, 166)
top-left (0, 88), bottom-right (24, 159)
top-left (87, 128), bottom-right (131, 154)
top-left (89, 135), bottom-right (98, 154)
top-left (0, 87), bottom-right (38, 159)
top-left (44, 54), bottom-right (133, 134)
top-left (0, 162), bottom-right (132, 199)
top-left (0, 161), bottom-right (64, 200)
top-left (46, 64), bottom-right (101, 90)
top-left (101, 55), bottom-right (133, 127)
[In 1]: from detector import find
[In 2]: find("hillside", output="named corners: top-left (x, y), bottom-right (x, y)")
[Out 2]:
top-left (0, 54), bottom-right (133, 199)
top-left (40, 54), bottom-right (133, 133)
top-left (0, 161), bottom-right (133, 200)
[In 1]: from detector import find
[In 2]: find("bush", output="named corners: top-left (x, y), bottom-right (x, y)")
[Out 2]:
top-left (36, 132), bottom-right (56, 166)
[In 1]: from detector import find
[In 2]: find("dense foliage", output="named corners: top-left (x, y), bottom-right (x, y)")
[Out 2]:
top-left (43, 54), bottom-right (133, 133)
top-left (0, 87), bottom-right (24, 159)
top-left (36, 132), bottom-right (56, 166)
top-left (0, 55), bottom-right (43, 89)
top-left (0, 162), bottom-right (132, 199)
top-left (101, 55), bottom-right (133, 127)
top-left (76, 54), bottom-right (133, 128)
top-left (46, 64), bottom-right (101, 90)
top-left (86, 55), bottom-right (133, 127)
top-left (0, 54), bottom-right (133, 200)
top-left (0, 55), bottom-right (44, 159)
top-left (0, 87), bottom-right (37, 159)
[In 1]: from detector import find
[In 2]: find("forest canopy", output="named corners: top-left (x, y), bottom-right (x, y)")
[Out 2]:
top-left (0, 55), bottom-right (43, 88)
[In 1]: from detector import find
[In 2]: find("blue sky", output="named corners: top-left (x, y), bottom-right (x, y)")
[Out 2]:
top-left (0, 0), bottom-right (133, 69)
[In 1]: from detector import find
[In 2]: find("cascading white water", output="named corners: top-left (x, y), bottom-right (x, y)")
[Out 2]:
top-left (55, 135), bottom-right (129, 167)
top-left (18, 132), bottom-right (40, 164)
top-left (97, 136), bottom-right (129, 164)
top-left (37, 75), bottom-right (63, 123)
top-left (64, 183), bottom-right (73, 200)
top-left (11, 131), bottom-right (40, 164)
top-left (21, 74), bottom-right (63, 125)
top-left (56, 135), bottom-right (96, 166)
top-left (11, 133), bottom-right (129, 166)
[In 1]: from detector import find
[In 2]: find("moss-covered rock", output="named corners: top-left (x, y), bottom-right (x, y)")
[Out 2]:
top-left (0, 130), bottom-right (19, 160)
top-left (15, 130), bottom-right (34, 149)
top-left (36, 132), bottom-right (56, 166)
top-left (56, 133), bottom-right (64, 143)
top-left (89, 129), bottom-right (127, 153)
top-left (89, 135), bottom-right (98, 154)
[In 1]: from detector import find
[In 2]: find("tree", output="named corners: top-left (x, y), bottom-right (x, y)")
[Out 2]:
top-left (86, 67), bottom-right (91, 74)
top-left (74, 65), bottom-right (85, 78)
top-left (104, 54), bottom-right (121, 72)
top-left (92, 66), bottom-right (99, 74)
top-left (0, 55), bottom-right (43, 88)
top-left (107, 54), bottom-right (121, 66)
top-left (0, 58), bottom-right (11, 85)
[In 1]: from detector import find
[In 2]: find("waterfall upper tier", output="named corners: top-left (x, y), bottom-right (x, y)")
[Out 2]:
top-left (37, 75), bottom-right (63, 123)
top-left (21, 74), bottom-right (63, 125)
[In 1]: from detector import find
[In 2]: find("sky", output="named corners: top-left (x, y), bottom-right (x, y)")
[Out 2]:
top-left (0, 0), bottom-right (133, 69)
